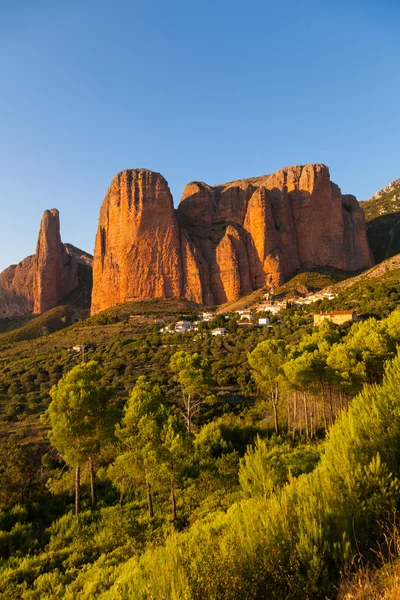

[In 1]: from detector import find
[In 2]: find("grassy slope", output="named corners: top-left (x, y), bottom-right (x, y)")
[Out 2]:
top-left (274, 267), bottom-right (359, 296)
top-left (0, 264), bottom-right (92, 345)
top-left (361, 183), bottom-right (400, 222)
top-left (217, 267), bottom-right (362, 313)
top-left (325, 254), bottom-right (400, 292)
top-left (87, 297), bottom-right (202, 322)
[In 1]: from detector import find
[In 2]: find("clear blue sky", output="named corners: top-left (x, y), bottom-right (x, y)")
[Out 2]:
top-left (0, 0), bottom-right (399, 272)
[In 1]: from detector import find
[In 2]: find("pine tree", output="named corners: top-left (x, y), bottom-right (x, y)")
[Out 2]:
top-left (44, 361), bottom-right (117, 514)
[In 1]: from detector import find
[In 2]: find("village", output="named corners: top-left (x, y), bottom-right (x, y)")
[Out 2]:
top-left (149, 288), bottom-right (360, 336)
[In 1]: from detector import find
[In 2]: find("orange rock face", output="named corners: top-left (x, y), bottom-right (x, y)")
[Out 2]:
top-left (33, 209), bottom-right (78, 314)
top-left (0, 209), bottom-right (79, 318)
top-left (91, 165), bottom-right (374, 312)
top-left (91, 170), bottom-right (204, 314)
top-left (0, 255), bottom-right (35, 318)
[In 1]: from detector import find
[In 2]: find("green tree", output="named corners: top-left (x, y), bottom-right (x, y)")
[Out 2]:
top-left (159, 412), bottom-right (192, 521)
top-left (170, 351), bottom-right (214, 433)
top-left (44, 361), bottom-right (117, 515)
top-left (248, 339), bottom-right (288, 435)
top-left (0, 439), bottom-right (41, 505)
top-left (345, 318), bottom-right (392, 382)
top-left (111, 377), bottom-right (165, 518)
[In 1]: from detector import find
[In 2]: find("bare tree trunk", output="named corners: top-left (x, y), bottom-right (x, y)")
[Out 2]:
top-left (171, 486), bottom-right (177, 522)
top-left (292, 392), bottom-right (297, 441)
top-left (321, 384), bottom-right (328, 431)
top-left (146, 479), bottom-right (154, 518)
top-left (75, 465), bottom-right (80, 516)
top-left (303, 392), bottom-right (309, 439)
top-left (119, 490), bottom-right (124, 509)
top-left (187, 394), bottom-right (191, 434)
top-left (88, 456), bottom-right (97, 507)
top-left (287, 399), bottom-right (290, 434)
top-left (328, 384), bottom-right (334, 426)
top-left (271, 384), bottom-right (279, 435)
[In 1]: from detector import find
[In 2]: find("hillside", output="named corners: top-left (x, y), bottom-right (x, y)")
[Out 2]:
top-left (361, 178), bottom-right (400, 221)
top-left (0, 258), bottom-right (93, 344)
top-left (326, 253), bottom-right (400, 292)
top-left (361, 179), bottom-right (400, 263)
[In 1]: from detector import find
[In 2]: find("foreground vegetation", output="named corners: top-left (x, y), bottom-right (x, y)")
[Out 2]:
top-left (1, 285), bottom-right (400, 598)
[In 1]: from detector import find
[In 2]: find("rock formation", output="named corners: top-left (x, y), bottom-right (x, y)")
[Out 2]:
top-left (0, 256), bottom-right (36, 318)
top-left (0, 209), bottom-right (81, 318)
top-left (33, 209), bottom-right (78, 314)
top-left (91, 164), bottom-right (374, 313)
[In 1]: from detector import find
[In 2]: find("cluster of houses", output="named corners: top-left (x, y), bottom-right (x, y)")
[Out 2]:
top-left (293, 291), bottom-right (337, 305)
top-left (158, 309), bottom-right (271, 337)
top-left (126, 288), bottom-right (358, 337)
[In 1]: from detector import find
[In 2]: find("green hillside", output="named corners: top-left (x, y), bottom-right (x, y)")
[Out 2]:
top-left (275, 266), bottom-right (358, 296)
top-left (360, 179), bottom-right (400, 263)
top-left (361, 180), bottom-right (400, 222)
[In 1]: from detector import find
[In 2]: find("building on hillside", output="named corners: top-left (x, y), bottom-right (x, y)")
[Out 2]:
top-left (150, 317), bottom-right (165, 325)
top-left (201, 312), bottom-right (214, 322)
top-left (211, 327), bottom-right (226, 336)
top-left (71, 345), bottom-right (85, 353)
top-left (237, 321), bottom-right (253, 329)
top-left (174, 320), bottom-right (192, 333)
top-left (257, 303), bottom-right (279, 314)
top-left (258, 317), bottom-right (270, 326)
top-left (236, 310), bottom-right (252, 321)
top-left (314, 310), bottom-right (359, 326)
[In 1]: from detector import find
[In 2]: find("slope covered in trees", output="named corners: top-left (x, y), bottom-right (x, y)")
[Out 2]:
top-left (1, 293), bottom-right (400, 598)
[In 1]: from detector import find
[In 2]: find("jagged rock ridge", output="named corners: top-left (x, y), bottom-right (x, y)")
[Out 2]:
top-left (91, 164), bottom-right (374, 314)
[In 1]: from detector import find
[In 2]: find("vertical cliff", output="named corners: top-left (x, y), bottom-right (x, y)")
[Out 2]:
top-left (91, 164), bottom-right (374, 313)
top-left (33, 209), bottom-right (79, 314)
top-left (91, 170), bottom-right (203, 315)
top-left (0, 209), bottom-right (80, 318)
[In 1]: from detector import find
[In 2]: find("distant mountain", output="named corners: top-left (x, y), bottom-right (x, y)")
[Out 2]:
top-left (361, 179), bottom-right (400, 222)
top-left (360, 179), bottom-right (400, 263)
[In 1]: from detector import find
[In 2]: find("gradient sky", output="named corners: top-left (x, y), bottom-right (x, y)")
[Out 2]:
top-left (0, 0), bottom-right (399, 272)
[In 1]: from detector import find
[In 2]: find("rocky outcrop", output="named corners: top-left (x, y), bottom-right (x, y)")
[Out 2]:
top-left (91, 170), bottom-right (204, 314)
top-left (0, 256), bottom-right (35, 318)
top-left (0, 210), bottom-right (81, 318)
top-left (91, 164), bottom-right (374, 313)
top-left (33, 209), bottom-right (79, 314)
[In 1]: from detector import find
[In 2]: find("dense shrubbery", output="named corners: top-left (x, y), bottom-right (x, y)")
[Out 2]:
top-left (2, 303), bottom-right (400, 598)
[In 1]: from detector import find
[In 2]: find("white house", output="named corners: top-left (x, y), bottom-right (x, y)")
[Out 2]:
top-left (211, 327), bottom-right (226, 336)
top-left (174, 320), bottom-right (192, 333)
top-left (202, 312), bottom-right (214, 322)
top-left (258, 317), bottom-right (270, 326)
top-left (257, 304), bottom-right (281, 314)
top-left (236, 310), bottom-right (252, 321)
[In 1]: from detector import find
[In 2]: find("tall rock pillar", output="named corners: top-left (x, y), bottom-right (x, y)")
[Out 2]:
top-left (33, 209), bottom-right (78, 314)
